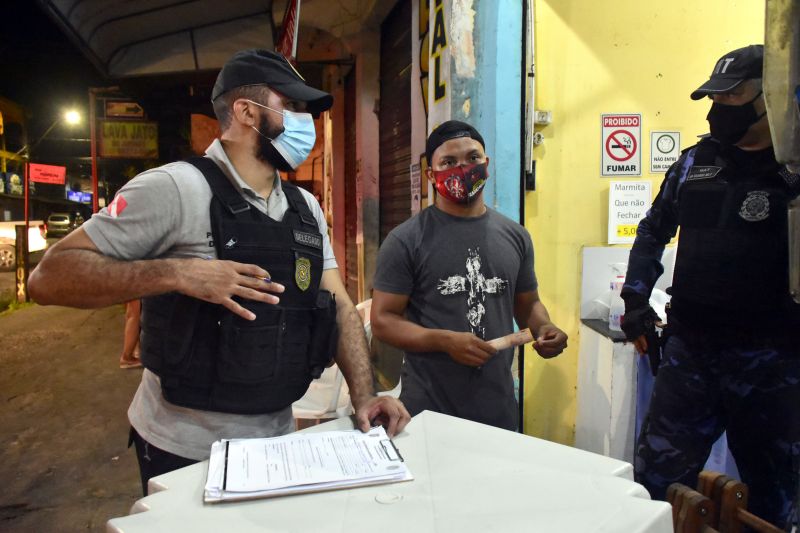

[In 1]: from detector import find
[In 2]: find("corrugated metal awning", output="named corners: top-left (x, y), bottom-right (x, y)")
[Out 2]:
top-left (37, 0), bottom-right (275, 78)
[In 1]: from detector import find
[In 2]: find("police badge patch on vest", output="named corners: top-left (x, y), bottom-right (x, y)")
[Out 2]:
top-left (687, 166), bottom-right (722, 181)
top-left (295, 256), bottom-right (312, 291)
top-left (739, 190), bottom-right (770, 222)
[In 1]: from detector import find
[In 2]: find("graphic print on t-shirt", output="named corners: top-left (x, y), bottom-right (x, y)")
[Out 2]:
top-left (107, 195), bottom-right (128, 218)
top-left (437, 248), bottom-right (508, 338)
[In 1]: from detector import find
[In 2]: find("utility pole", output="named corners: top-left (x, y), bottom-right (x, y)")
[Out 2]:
top-left (89, 86), bottom-right (120, 214)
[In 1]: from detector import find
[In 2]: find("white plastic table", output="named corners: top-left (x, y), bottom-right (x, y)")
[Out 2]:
top-left (107, 411), bottom-right (672, 533)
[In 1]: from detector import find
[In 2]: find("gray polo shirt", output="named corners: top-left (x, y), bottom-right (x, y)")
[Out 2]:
top-left (84, 139), bottom-right (336, 460)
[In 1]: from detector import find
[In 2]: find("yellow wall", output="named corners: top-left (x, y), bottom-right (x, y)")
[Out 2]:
top-left (523, 0), bottom-right (765, 444)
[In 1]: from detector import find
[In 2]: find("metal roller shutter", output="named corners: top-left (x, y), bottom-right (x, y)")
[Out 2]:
top-left (344, 69), bottom-right (359, 303)
top-left (379, 0), bottom-right (412, 242)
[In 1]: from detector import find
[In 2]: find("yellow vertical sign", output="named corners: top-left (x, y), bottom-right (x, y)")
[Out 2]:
top-left (419, 0), bottom-right (430, 117)
top-left (428, 0), bottom-right (450, 131)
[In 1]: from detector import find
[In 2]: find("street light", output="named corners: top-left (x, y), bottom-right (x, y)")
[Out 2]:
top-left (64, 110), bottom-right (81, 126)
top-left (33, 109), bottom-right (82, 149)
top-left (17, 108), bottom-right (83, 302)
top-left (23, 108), bottom-right (83, 228)
top-left (17, 109), bottom-right (82, 156)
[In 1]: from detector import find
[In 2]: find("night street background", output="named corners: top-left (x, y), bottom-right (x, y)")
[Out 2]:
top-left (0, 4), bottom-right (142, 531)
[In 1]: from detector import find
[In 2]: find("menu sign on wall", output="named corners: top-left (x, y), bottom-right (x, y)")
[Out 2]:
top-left (608, 180), bottom-right (652, 244)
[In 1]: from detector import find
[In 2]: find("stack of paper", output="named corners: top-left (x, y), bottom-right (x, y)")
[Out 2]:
top-left (204, 426), bottom-right (412, 503)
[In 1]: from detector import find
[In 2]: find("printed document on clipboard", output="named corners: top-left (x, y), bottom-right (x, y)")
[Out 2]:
top-left (204, 426), bottom-right (412, 503)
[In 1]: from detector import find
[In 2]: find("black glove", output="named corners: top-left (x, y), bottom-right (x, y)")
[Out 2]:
top-left (620, 293), bottom-right (660, 341)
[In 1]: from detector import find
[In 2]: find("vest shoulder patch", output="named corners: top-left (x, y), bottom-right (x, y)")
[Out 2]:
top-left (687, 166), bottom-right (722, 181)
top-left (779, 167), bottom-right (800, 189)
top-left (293, 229), bottom-right (322, 250)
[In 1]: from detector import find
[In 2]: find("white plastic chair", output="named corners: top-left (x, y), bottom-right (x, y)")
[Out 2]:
top-left (291, 364), bottom-right (351, 420)
top-left (291, 299), bottom-right (402, 424)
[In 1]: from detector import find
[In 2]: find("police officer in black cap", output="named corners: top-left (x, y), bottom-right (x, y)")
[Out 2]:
top-left (30, 49), bottom-right (410, 494)
top-left (621, 44), bottom-right (800, 527)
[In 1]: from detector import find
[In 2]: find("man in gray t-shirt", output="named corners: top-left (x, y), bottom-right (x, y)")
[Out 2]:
top-left (29, 49), bottom-right (409, 494)
top-left (372, 120), bottom-right (568, 431)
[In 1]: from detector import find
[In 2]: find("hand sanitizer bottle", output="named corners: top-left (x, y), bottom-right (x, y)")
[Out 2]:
top-left (608, 263), bottom-right (626, 332)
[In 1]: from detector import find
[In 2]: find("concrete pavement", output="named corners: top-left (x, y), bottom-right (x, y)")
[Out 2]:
top-left (0, 271), bottom-right (16, 308)
top-left (0, 304), bottom-right (141, 532)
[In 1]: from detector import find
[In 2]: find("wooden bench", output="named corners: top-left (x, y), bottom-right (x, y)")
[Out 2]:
top-left (666, 471), bottom-right (784, 533)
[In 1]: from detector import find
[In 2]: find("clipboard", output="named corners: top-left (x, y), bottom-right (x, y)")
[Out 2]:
top-left (205, 426), bottom-right (413, 503)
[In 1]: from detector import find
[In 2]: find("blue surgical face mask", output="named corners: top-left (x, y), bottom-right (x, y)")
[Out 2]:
top-left (246, 99), bottom-right (315, 170)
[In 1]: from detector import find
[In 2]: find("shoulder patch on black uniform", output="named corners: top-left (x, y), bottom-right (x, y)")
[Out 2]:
top-left (778, 167), bottom-right (800, 189)
top-left (687, 166), bottom-right (722, 181)
top-left (293, 229), bottom-right (322, 250)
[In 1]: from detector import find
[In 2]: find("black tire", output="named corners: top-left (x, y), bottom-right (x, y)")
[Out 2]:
top-left (0, 245), bottom-right (15, 272)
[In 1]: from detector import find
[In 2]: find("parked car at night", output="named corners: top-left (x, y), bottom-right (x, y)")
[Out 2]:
top-left (46, 212), bottom-right (75, 238)
top-left (0, 221), bottom-right (47, 272)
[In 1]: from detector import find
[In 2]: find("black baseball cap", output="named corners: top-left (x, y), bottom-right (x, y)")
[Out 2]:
top-left (690, 44), bottom-right (763, 100)
top-left (425, 120), bottom-right (486, 164)
top-left (211, 49), bottom-right (333, 114)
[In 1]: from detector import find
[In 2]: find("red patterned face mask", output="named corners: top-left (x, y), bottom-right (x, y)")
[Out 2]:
top-left (431, 162), bottom-right (489, 204)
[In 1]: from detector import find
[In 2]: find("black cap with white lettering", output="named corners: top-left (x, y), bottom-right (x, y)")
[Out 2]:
top-left (690, 44), bottom-right (763, 100)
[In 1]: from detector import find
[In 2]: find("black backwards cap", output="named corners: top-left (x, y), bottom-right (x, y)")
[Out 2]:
top-left (425, 120), bottom-right (486, 164)
top-left (690, 44), bottom-right (763, 100)
top-left (211, 49), bottom-right (333, 115)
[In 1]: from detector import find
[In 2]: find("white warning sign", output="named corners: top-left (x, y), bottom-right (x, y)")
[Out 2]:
top-left (650, 131), bottom-right (681, 173)
top-left (601, 114), bottom-right (641, 176)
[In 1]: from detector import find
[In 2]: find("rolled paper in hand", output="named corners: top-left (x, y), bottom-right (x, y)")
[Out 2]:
top-left (487, 328), bottom-right (534, 351)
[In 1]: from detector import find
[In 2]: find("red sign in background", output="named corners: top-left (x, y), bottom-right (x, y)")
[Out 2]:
top-left (276, 0), bottom-right (300, 62)
top-left (29, 163), bottom-right (67, 184)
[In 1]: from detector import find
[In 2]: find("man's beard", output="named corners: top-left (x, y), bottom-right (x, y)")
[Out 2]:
top-left (255, 114), bottom-right (294, 172)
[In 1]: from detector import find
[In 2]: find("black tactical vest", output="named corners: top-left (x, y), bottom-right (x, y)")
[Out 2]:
top-left (139, 157), bottom-right (338, 414)
top-left (670, 140), bottom-right (800, 328)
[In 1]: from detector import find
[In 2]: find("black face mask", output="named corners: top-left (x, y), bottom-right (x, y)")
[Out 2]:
top-left (706, 91), bottom-right (766, 145)
top-left (254, 113), bottom-right (293, 172)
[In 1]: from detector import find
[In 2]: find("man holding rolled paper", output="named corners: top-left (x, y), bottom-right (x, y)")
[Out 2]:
top-left (371, 120), bottom-right (567, 431)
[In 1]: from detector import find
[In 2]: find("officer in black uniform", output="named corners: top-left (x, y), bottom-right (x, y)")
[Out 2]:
top-left (621, 44), bottom-right (800, 527)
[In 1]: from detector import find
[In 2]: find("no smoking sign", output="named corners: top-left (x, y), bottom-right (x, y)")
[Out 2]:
top-left (601, 114), bottom-right (641, 176)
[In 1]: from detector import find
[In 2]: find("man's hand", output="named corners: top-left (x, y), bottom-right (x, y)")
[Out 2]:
top-left (353, 396), bottom-right (411, 437)
top-left (632, 335), bottom-right (649, 355)
top-left (442, 331), bottom-right (498, 367)
top-left (176, 258), bottom-right (285, 320)
top-left (533, 324), bottom-right (568, 358)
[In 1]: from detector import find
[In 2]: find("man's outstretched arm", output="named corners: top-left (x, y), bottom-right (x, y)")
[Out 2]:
top-left (28, 228), bottom-right (283, 320)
